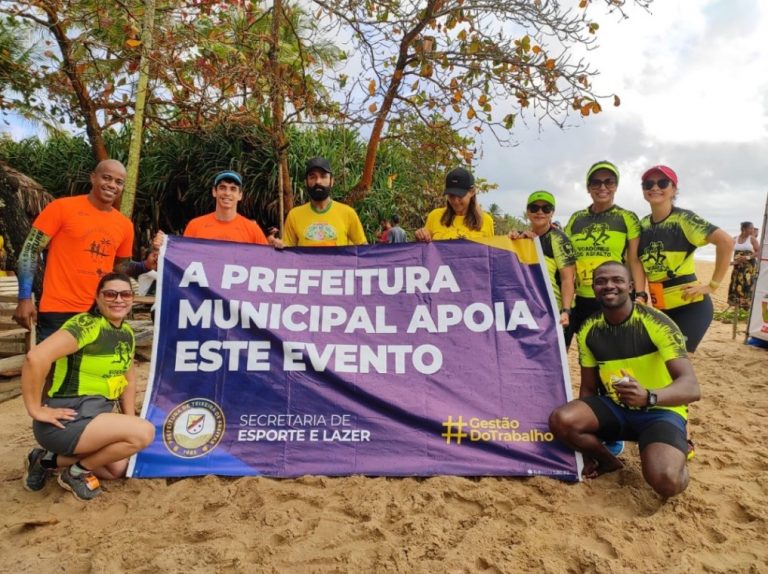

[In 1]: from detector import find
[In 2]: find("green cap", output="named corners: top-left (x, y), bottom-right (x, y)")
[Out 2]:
top-left (586, 161), bottom-right (620, 186)
top-left (527, 190), bottom-right (555, 207)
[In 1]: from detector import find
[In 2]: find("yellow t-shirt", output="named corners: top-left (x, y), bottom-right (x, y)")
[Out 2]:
top-left (424, 207), bottom-right (494, 240)
top-left (283, 201), bottom-right (367, 247)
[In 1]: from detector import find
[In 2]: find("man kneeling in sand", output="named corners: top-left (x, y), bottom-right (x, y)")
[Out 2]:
top-left (549, 261), bottom-right (700, 497)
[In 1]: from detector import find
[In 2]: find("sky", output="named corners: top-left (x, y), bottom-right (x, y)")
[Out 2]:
top-left (477, 0), bottom-right (768, 259)
top-left (4, 0), bottom-right (767, 261)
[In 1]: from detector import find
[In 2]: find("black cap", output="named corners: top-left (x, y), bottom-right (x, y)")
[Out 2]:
top-left (444, 167), bottom-right (474, 196)
top-left (305, 157), bottom-right (332, 176)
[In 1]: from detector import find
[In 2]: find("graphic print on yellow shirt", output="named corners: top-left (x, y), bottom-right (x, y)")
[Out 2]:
top-left (638, 207), bottom-right (717, 309)
top-left (577, 304), bottom-right (688, 419)
top-left (565, 205), bottom-right (640, 298)
top-left (49, 314), bottom-right (135, 400)
top-left (283, 201), bottom-right (367, 247)
top-left (540, 226), bottom-right (576, 308)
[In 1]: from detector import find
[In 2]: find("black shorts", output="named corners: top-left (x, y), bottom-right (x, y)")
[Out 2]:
top-left (36, 312), bottom-right (79, 343)
top-left (33, 396), bottom-right (117, 456)
top-left (582, 395), bottom-right (689, 454)
top-left (564, 296), bottom-right (601, 348)
top-left (663, 296), bottom-right (713, 353)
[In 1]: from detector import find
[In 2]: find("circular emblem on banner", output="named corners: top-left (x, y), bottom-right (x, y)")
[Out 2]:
top-left (163, 398), bottom-right (225, 458)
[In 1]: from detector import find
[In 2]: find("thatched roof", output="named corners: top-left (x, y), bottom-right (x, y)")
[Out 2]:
top-left (0, 160), bottom-right (53, 217)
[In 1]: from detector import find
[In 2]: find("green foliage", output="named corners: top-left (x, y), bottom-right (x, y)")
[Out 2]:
top-left (714, 307), bottom-right (750, 323)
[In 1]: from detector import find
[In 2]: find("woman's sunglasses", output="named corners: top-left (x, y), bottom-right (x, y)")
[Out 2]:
top-left (527, 204), bottom-right (554, 214)
top-left (101, 289), bottom-right (135, 302)
top-left (642, 178), bottom-right (672, 191)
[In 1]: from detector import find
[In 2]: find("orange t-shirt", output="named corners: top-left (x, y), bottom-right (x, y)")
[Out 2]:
top-left (34, 195), bottom-right (134, 312)
top-left (183, 212), bottom-right (268, 245)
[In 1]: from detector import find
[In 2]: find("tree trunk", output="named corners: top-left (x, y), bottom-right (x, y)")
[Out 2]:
top-left (268, 0), bottom-right (293, 226)
top-left (347, 2), bottom-right (436, 204)
top-left (122, 0), bottom-right (156, 220)
top-left (42, 6), bottom-right (108, 163)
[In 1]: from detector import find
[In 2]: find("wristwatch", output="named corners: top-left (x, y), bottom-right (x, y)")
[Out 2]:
top-left (646, 390), bottom-right (658, 408)
top-left (559, 308), bottom-right (571, 315)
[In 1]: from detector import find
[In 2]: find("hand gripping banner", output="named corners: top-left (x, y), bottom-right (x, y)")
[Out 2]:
top-left (128, 236), bottom-right (581, 480)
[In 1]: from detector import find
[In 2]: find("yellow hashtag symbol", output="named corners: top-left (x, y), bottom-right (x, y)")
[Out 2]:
top-left (441, 415), bottom-right (468, 445)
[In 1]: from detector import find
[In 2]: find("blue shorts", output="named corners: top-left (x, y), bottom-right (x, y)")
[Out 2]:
top-left (582, 395), bottom-right (688, 454)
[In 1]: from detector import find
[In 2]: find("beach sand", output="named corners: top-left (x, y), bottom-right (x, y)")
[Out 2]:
top-left (0, 261), bottom-right (765, 573)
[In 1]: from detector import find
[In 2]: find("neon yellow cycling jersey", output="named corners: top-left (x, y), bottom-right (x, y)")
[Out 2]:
top-left (49, 313), bottom-right (135, 400)
top-left (565, 205), bottom-right (640, 298)
top-left (577, 304), bottom-right (688, 420)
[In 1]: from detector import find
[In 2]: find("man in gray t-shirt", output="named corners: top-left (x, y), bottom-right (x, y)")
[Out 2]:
top-left (387, 214), bottom-right (407, 243)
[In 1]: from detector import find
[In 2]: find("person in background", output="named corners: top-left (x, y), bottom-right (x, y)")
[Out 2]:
top-left (635, 165), bottom-right (733, 352)
top-left (415, 167), bottom-right (494, 242)
top-left (21, 272), bottom-right (155, 500)
top-left (727, 221), bottom-right (760, 309)
top-left (564, 161), bottom-right (645, 349)
top-left (376, 218), bottom-right (391, 244)
top-left (387, 214), bottom-right (407, 244)
top-left (275, 157), bottom-right (367, 248)
top-left (509, 191), bottom-right (576, 327)
top-left (549, 262), bottom-right (700, 497)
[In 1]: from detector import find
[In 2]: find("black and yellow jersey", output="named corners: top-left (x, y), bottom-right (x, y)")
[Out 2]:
top-left (539, 226), bottom-right (576, 308)
top-left (638, 207), bottom-right (717, 309)
top-left (49, 313), bottom-right (135, 400)
top-left (577, 304), bottom-right (688, 419)
top-left (565, 205), bottom-right (641, 298)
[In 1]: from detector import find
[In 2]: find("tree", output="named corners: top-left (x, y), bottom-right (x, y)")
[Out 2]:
top-left (313, 0), bottom-right (651, 201)
top-left (0, 16), bottom-right (40, 116)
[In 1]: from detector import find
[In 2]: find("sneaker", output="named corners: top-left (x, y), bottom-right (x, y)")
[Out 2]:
top-left (687, 439), bottom-right (696, 461)
top-left (23, 448), bottom-right (51, 492)
top-left (58, 467), bottom-right (102, 501)
top-left (603, 440), bottom-right (625, 457)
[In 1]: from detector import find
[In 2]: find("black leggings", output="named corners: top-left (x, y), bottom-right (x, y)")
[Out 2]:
top-left (663, 295), bottom-right (713, 353)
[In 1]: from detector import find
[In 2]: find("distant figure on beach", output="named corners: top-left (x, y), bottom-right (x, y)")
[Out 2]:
top-left (21, 273), bottom-right (155, 500)
top-left (549, 261), bottom-right (700, 497)
top-left (635, 165), bottom-right (733, 352)
top-left (414, 167), bottom-right (494, 242)
top-left (728, 221), bottom-right (760, 309)
top-left (387, 214), bottom-right (407, 243)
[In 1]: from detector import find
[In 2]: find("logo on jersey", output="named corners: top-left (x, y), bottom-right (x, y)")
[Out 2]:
top-left (639, 241), bottom-right (668, 274)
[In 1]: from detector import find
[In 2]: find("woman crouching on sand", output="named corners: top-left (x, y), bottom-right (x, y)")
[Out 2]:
top-left (21, 272), bottom-right (155, 501)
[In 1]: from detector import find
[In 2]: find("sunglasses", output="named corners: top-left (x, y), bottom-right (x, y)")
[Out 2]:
top-left (588, 178), bottom-right (618, 189)
top-left (101, 289), bottom-right (134, 302)
top-left (642, 178), bottom-right (672, 190)
top-left (527, 203), bottom-right (554, 214)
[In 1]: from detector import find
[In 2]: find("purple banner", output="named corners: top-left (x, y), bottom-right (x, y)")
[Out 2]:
top-left (128, 236), bottom-right (581, 480)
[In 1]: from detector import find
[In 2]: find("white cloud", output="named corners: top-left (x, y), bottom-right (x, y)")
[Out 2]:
top-left (477, 0), bottom-right (768, 240)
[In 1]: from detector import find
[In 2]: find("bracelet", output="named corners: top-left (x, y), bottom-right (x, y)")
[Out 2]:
top-left (634, 291), bottom-right (648, 301)
top-left (708, 280), bottom-right (720, 290)
top-left (559, 308), bottom-right (571, 315)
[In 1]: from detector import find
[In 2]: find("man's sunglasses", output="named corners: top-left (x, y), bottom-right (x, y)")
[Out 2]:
top-left (642, 178), bottom-right (672, 191)
top-left (588, 178), bottom-right (617, 189)
top-left (527, 203), bottom-right (554, 214)
top-left (101, 290), bottom-right (134, 302)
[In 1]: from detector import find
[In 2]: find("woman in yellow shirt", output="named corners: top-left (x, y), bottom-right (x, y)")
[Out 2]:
top-left (415, 167), bottom-right (494, 242)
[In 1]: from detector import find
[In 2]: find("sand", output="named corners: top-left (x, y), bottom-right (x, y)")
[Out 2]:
top-left (0, 261), bottom-right (766, 573)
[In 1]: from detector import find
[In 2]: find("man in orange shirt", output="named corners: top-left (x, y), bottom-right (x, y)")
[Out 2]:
top-left (13, 159), bottom-right (155, 342)
top-left (183, 170), bottom-right (268, 244)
